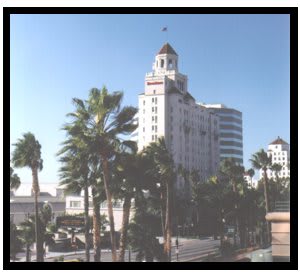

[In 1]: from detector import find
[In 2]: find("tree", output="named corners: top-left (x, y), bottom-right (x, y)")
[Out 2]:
top-left (10, 220), bottom-right (23, 261)
top-left (11, 132), bottom-right (44, 262)
top-left (220, 158), bottom-right (245, 247)
top-left (113, 148), bottom-right (141, 262)
top-left (250, 149), bottom-right (272, 245)
top-left (10, 167), bottom-right (21, 191)
top-left (247, 168), bottom-right (255, 187)
top-left (143, 137), bottom-right (176, 261)
top-left (83, 87), bottom-right (138, 261)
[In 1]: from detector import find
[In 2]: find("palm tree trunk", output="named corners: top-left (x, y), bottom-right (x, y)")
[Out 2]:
top-left (32, 167), bottom-right (43, 262)
top-left (263, 169), bottom-right (271, 244)
top-left (26, 243), bottom-right (31, 262)
top-left (164, 182), bottom-right (172, 262)
top-left (118, 194), bottom-right (131, 262)
top-left (84, 184), bottom-right (90, 262)
top-left (92, 188), bottom-right (101, 262)
top-left (102, 158), bottom-right (117, 262)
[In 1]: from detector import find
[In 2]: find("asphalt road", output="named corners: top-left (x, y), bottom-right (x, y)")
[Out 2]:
top-left (42, 237), bottom-right (220, 262)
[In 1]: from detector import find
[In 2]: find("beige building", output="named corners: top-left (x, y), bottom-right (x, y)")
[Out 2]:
top-left (138, 43), bottom-right (220, 191)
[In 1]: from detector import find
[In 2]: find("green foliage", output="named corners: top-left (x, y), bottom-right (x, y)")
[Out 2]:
top-left (12, 132), bottom-right (43, 171)
top-left (10, 167), bottom-right (21, 191)
top-left (10, 220), bottom-right (24, 260)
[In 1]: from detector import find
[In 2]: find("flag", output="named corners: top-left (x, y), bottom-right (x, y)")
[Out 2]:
top-left (161, 27), bottom-right (167, 32)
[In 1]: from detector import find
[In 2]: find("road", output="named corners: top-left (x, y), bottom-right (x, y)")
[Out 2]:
top-left (41, 237), bottom-right (220, 262)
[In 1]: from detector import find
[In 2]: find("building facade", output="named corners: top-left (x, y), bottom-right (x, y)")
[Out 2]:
top-left (200, 104), bottom-right (243, 165)
top-left (138, 43), bottom-right (220, 190)
top-left (10, 187), bottom-right (65, 225)
top-left (260, 136), bottom-right (290, 180)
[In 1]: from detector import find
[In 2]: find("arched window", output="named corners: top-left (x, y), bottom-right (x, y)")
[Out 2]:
top-left (160, 59), bottom-right (164, 68)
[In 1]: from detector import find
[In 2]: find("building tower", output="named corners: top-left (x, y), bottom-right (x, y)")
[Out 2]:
top-left (138, 43), bottom-right (220, 193)
top-left (200, 104), bottom-right (243, 164)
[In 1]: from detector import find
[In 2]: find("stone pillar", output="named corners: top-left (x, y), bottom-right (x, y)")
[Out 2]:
top-left (265, 212), bottom-right (290, 262)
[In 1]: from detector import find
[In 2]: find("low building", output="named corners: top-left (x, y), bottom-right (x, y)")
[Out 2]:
top-left (10, 186), bottom-right (65, 225)
top-left (65, 194), bottom-right (134, 231)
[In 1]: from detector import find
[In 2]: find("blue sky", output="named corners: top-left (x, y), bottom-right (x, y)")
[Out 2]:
top-left (10, 14), bottom-right (290, 183)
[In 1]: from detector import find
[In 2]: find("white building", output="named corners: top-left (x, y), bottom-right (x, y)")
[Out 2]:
top-left (260, 136), bottom-right (290, 180)
top-left (65, 193), bottom-right (133, 231)
top-left (138, 43), bottom-right (220, 191)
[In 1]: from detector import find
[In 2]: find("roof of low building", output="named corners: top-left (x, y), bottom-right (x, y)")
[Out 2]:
top-left (158, 43), bottom-right (178, 56)
top-left (269, 136), bottom-right (289, 145)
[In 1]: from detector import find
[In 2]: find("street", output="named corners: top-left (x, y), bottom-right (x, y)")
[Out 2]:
top-left (17, 237), bottom-right (220, 262)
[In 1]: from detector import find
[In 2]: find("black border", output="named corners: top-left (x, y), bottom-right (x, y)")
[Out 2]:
top-left (4, 6), bottom-right (298, 270)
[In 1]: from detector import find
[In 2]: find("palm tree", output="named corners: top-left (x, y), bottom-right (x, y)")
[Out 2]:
top-left (250, 149), bottom-right (272, 244)
top-left (57, 149), bottom-right (91, 262)
top-left (220, 158), bottom-right (245, 247)
top-left (247, 168), bottom-right (255, 187)
top-left (113, 148), bottom-right (140, 262)
top-left (10, 167), bottom-right (21, 191)
top-left (143, 137), bottom-right (176, 261)
top-left (83, 87), bottom-right (138, 261)
top-left (10, 220), bottom-right (24, 261)
top-left (11, 132), bottom-right (44, 262)
top-left (19, 215), bottom-right (37, 262)
top-left (271, 163), bottom-right (282, 208)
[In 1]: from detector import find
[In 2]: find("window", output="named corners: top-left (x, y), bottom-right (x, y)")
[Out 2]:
top-left (152, 107), bottom-right (155, 113)
top-left (155, 135), bottom-right (158, 142)
top-left (152, 98), bottom-right (155, 103)
top-left (152, 116), bottom-right (155, 122)
top-left (143, 127), bottom-right (145, 132)
top-left (155, 125), bottom-right (157, 132)
top-left (160, 59), bottom-right (164, 68)
top-left (152, 125), bottom-right (154, 131)
top-left (168, 59), bottom-right (173, 69)
top-left (70, 201), bottom-right (81, 208)
top-left (155, 107), bottom-right (157, 114)
top-left (152, 135), bottom-right (154, 141)
top-left (155, 97), bottom-right (158, 104)
top-left (171, 107), bottom-right (173, 113)
top-left (143, 100), bottom-right (145, 106)
top-left (153, 90), bottom-right (156, 94)
top-left (155, 116), bottom-right (158, 123)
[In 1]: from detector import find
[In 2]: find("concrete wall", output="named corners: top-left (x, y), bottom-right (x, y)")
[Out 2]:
top-left (266, 212), bottom-right (290, 260)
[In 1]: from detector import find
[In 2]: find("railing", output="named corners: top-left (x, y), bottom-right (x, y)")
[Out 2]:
top-left (274, 201), bottom-right (290, 212)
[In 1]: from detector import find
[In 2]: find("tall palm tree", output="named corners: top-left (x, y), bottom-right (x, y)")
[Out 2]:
top-left (250, 149), bottom-right (272, 244)
top-left (83, 87), bottom-right (138, 261)
top-left (143, 137), bottom-right (176, 261)
top-left (11, 132), bottom-right (44, 262)
top-left (10, 167), bottom-right (21, 191)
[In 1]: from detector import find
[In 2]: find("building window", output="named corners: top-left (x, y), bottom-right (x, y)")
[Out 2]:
top-left (155, 107), bottom-right (157, 114)
top-left (153, 90), bottom-right (156, 94)
top-left (152, 125), bottom-right (154, 131)
top-left (152, 116), bottom-right (155, 122)
top-left (152, 98), bottom-right (155, 103)
top-left (155, 116), bottom-right (158, 123)
top-left (143, 100), bottom-right (145, 106)
top-left (143, 127), bottom-right (145, 132)
top-left (155, 125), bottom-right (157, 132)
top-left (70, 201), bottom-right (81, 208)
top-left (155, 97), bottom-right (158, 104)
top-left (161, 59), bottom-right (164, 68)
top-left (155, 135), bottom-right (158, 142)
top-left (171, 107), bottom-right (173, 113)
top-left (152, 135), bottom-right (154, 141)
top-left (152, 107), bottom-right (155, 113)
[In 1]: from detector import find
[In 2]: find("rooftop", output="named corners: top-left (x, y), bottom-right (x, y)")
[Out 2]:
top-left (158, 43), bottom-right (178, 56)
top-left (269, 136), bottom-right (289, 145)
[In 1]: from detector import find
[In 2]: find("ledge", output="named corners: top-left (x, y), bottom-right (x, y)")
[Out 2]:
top-left (266, 212), bottom-right (290, 222)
